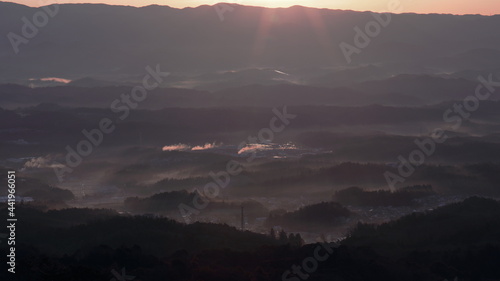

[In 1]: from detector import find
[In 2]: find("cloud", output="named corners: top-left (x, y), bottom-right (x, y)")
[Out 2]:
top-left (24, 156), bottom-right (65, 169)
top-left (191, 142), bottom-right (220, 151)
top-left (5, 139), bottom-right (32, 145)
top-left (237, 143), bottom-right (298, 154)
top-left (162, 144), bottom-right (191, 151)
top-left (237, 144), bottom-right (272, 154)
top-left (40, 77), bottom-right (72, 83)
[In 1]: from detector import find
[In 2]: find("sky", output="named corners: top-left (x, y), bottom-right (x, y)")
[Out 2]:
top-left (10, 0), bottom-right (500, 15)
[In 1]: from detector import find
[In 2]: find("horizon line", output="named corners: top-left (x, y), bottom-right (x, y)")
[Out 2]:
top-left (2, 1), bottom-right (499, 16)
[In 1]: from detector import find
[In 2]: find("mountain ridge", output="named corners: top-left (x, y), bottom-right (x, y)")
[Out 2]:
top-left (2, 1), bottom-right (500, 81)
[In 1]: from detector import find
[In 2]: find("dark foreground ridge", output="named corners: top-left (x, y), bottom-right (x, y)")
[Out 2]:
top-left (1, 196), bottom-right (499, 280)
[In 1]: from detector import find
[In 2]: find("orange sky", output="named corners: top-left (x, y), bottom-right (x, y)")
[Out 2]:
top-left (10, 0), bottom-right (500, 15)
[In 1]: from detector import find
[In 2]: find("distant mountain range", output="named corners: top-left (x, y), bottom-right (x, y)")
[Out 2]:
top-left (1, 73), bottom-right (498, 108)
top-left (1, 2), bottom-right (500, 85)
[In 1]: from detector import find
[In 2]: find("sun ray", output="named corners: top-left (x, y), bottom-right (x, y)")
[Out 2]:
top-left (304, 7), bottom-right (338, 65)
top-left (251, 8), bottom-right (276, 65)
